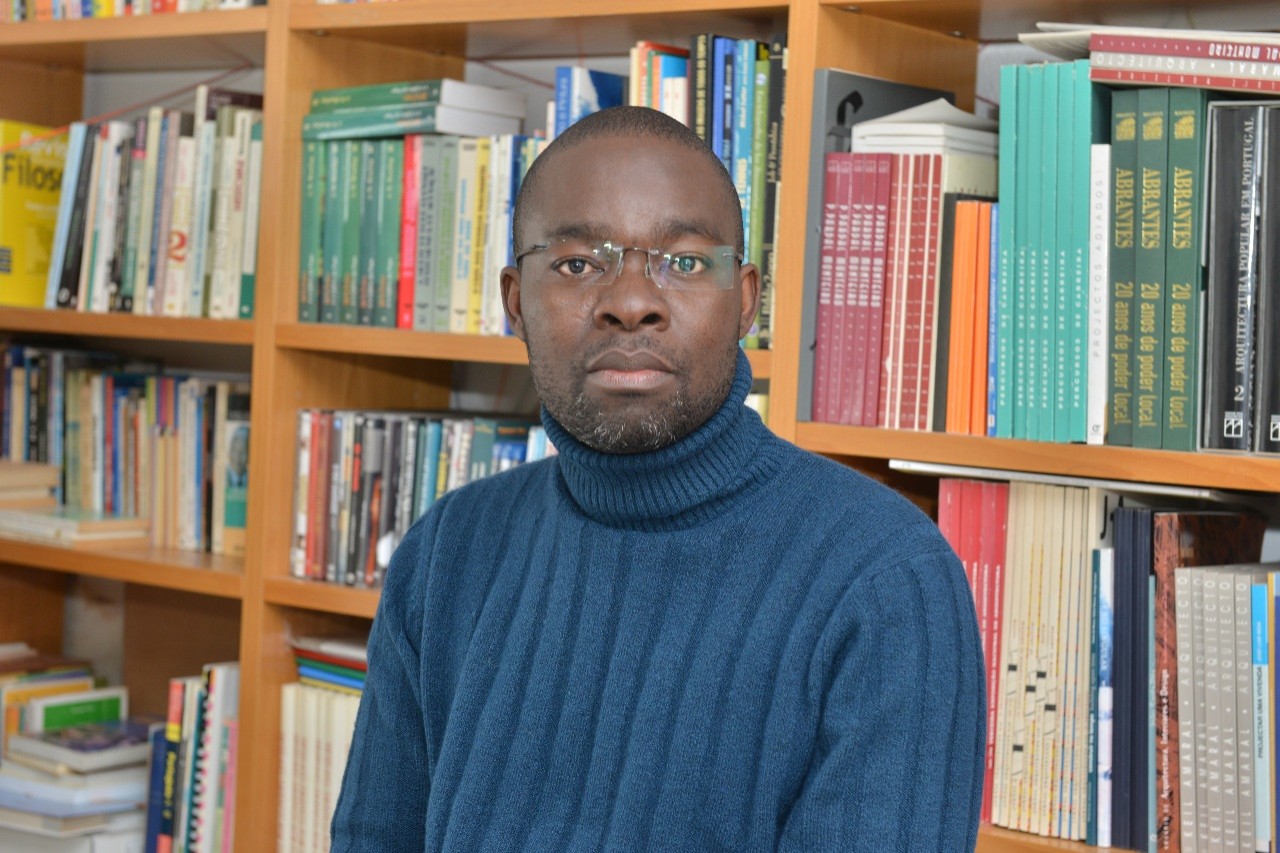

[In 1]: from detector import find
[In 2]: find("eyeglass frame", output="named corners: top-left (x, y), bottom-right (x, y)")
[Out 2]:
top-left (512, 238), bottom-right (746, 291)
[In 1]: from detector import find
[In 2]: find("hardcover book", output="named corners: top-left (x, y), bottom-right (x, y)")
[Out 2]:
top-left (0, 121), bottom-right (67, 308)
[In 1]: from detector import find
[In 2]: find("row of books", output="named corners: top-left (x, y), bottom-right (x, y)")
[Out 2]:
top-left (936, 476), bottom-right (1278, 850)
top-left (44, 86), bottom-right (265, 320)
top-left (1, 344), bottom-right (251, 555)
top-left (296, 78), bottom-right (538, 335)
top-left (297, 132), bottom-right (547, 335)
top-left (1, 0), bottom-right (260, 24)
top-left (280, 636), bottom-right (367, 853)
top-left (288, 408), bottom-right (552, 588)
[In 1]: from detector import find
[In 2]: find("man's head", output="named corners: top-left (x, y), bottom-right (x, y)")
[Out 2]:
top-left (502, 106), bottom-right (760, 455)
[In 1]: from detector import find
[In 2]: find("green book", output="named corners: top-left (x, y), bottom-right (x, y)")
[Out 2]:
top-left (1107, 88), bottom-right (1139, 447)
top-left (1133, 86), bottom-right (1169, 449)
top-left (301, 103), bottom-right (519, 142)
top-left (1035, 62), bottom-right (1059, 443)
top-left (339, 140), bottom-right (363, 326)
top-left (1162, 88), bottom-right (1208, 451)
top-left (1020, 64), bottom-right (1044, 441)
top-left (1012, 64), bottom-right (1034, 440)
top-left (1052, 61), bottom-right (1074, 443)
top-left (308, 78), bottom-right (523, 118)
top-left (744, 55), bottom-right (770, 349)
top-left (238, 119), bottom-right (263, 321)
top-left (995, 64), bottom-right (1018, 438)
top-left (320, 140), bottom-right (345, 324)
top-left (357, 139), bottom-right (379, 326)
top-left (297, 140), bottom-right (325, 323)
top-left (375, 138), bottom-right (403, 328)
top-left (25, 686), bottom-right (126, 733)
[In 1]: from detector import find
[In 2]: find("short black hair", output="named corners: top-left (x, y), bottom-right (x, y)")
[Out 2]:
top-left (512, 106), bottom-right (745, 256)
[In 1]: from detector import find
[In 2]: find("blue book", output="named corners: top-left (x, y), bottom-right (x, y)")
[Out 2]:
top-left (143, 724), bottom-right (166, 853)
top-left (709, 36), bottom-right (734, 170)
top-left (569, 67), bottom-right (626, 126)
top-left (987, 203), bottom-right (1000, 436)
top-left (731, 39), bottom-right (758, 246)
top-left (1251, 581), bottom-right (1271, 853)
top-left (298, 663), bottom-right (365, 692)
top-left (417, 419), bottom-right (443, 518)
top-left (553, 66), bottom-right (572, 138)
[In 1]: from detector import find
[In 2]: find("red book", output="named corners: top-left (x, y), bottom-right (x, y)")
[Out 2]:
top-left (959, 478), bottom-right (982, 596)
top-left (896, 153), bottom-right (936, 430)
top-left (1090, 65), bottom-right (1280, 93)
top-left (862, 154), bottom-right (892, 428)
top-left (398, 135), bottom-right (420, 330)
top-left (840, 154), bottom-right (874, 425)
top-left (979, 479), bottom-right (1009, 825)
top-left (811, 154), bottom-right (842, 423)
top-left (1149, 510), bottom-right (1266, 853)
top-left (293, 647), bottom-right (369, 673)
top-left (914, 152), bottom-right (945, 431)
top-left (828, 152), bottom-right (854, 425)
top-left (1090, 31), bottom-right (1280, 63)
top-left (877, 153), bottom-right (911, 428)
top-left (936, 477), bottom-right (959, 554)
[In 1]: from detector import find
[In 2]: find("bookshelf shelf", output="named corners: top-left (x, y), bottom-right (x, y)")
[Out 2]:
top-left (0, 307), bottom-right (254, 345)
top-left (288, 0), bottom-right (785, 61)
top-left (0, 8), bottom-right (267, 71)
top-left (977, 825), bottom-right (1093, 852)
top-left (264, 576), bottom-right (379, 619)
top-left (796, 423), bottom-right (1280, 493)
top-left (274, 323), bottom-right (772, 378)
top-left (0, 538), bottom-right (243, 598)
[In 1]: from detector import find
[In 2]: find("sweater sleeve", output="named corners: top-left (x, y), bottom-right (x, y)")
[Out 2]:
top-left (779, 547), bottom-right (986, 852)
top-left (330, 517), bottom-right (433, 852)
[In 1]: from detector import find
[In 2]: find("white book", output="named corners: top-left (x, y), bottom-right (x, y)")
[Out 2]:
top-left (1087, 143), bottom-right (1111, 445)
top-left (298, 684), bottom-right (319, 853)
top-left (90, 123), bottom-right (132, 315)
top-left (290, 410), bottom-right (312, 580)
top-left (132, 106), bottom-right (165, 316)
top-left (188, 661), bottom-right (239, 853)
top-left (22, 685), bottom-right (128, 735)
top-left (238, 120), bottom-right (264, 320)
top-left (75, 133), bottom-right (104, 314)
top-left (187, 121), bottom-right (218, 318)
top-left (448, 138), bottom-right (479, 334)
top-left (481, 134), bottom-right (512, 336)
top-left (1174, 566), bottom-right (1199, 852)
top-left (46, 123), bottom-right (89, 309)
top-left (277, 683), bottom-right (298, 853)
top-left (162, 135), bottom-right (197, 317)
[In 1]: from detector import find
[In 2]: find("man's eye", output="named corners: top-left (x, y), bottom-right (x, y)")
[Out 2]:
top-left (551, 257), bottom-right (598, 277)
top-left (667, 253), bottom-right (709, 275)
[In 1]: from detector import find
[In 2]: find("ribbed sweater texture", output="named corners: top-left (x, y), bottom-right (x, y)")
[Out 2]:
top-left (332, 352), bottom-right (985, 852)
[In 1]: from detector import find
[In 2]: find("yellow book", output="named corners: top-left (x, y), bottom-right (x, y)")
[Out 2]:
top-left (466, 136), bottom-right (491, 335)
top-left (0, 121), bottom-right (67, 308)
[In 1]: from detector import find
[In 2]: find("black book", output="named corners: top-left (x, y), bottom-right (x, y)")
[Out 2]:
top-left (1252, 105), bottom-right (1280, 453)
top-left (1111, 505), bottom-right (1134, 850)
top-left (1203, 102), bottom-right (1264, 451)
top-left (106, 123), bottom-right (136, 313)
top-left (55, 124), bottom-right (100, 310)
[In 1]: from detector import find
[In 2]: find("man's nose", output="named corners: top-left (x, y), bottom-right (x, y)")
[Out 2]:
top-left (593, 250), bottom-right (670, 331)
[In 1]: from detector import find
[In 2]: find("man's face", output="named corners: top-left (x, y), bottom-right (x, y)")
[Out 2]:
top-left (501, 135), bottom-right (760, 454)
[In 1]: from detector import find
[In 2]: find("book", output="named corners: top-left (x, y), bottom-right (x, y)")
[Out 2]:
top-left (309, 78), bottom-right (524, 118)
top-left (1202, 102), bottom-right (1266, 451)
top-left (1132, 87), bottom-right (1168, 450)
top-left (1253, 105), bottom-right (1280, 454)
top-left (799, 69), bottom-right (952, 423)
top-left (8, 719), bottom-right (152, 773)
top-left (0, 121), bottom-right (67, 308)
top-left (301, 103), bottom-right (520, 141)
top-left (1107, 89), bottom-right (1138, 447)
top-left (22, 686), bottom-right (127, 735)
top-left (0, 507), bottom-right (148, 549)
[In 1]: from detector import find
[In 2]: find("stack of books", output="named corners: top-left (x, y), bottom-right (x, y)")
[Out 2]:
top-left (0, 650), bottom-right (149, 850)
top-left (0, 461), bottom-right (60, 509)
top-left (279, 637), bottom-right (367, 851)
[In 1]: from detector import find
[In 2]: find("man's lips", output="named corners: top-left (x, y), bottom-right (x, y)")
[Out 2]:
top-left (586, 350), bottom-right (674, 391)
top-left (586, 350), bottom-right (673, 373)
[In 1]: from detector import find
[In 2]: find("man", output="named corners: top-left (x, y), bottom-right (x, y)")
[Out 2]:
top-left (332, 106), bottom-right (985, 851)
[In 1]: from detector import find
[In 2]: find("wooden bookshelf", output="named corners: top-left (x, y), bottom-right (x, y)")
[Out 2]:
top-left (0, 539), bottom-right (243, 597)
top-left (0, 0), bottom-right (1275, 850)
top-left (0, 307), bottom-right (254, 344)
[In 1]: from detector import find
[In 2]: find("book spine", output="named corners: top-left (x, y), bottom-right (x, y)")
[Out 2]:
top-left (373, 138), bottom-right (401, 329)
top-left (319, 141), bottom-right (341, 323)
top-left (309, 79), bottom-right (444, 113)
top-left (995, 65), bottom-right (1017, 437)
top-left (691, 34), bottom-right (711, 144)
top-left (1092, 49), bottom-right (1280, 80)
top-left (1087, 143), bottom-right (1111, 445)
top-left (710, 36), bottom-right (731, 170)
top-left (1252, 106), bottom-right (1280, 453)
top-left (1090, 65), bottom-right (1280, 94)
top-left (811, 154), bottom-right (840, 423)
top-left (1134, 87), bottom-right (1169, 449)
top-left (731, 38), bottom-right (756, 255)
top-left (47, 122), bottom-right (87, 309)
top-left (1249, 582), bottom-right (1271, 853)
top-left (432, 138), bottom-right (459, 333)
top-left (1089, 31), bottom-right (1280, 62)
top-left (339, 139), bottom-right (363, 326)
top-left (466, 137), bottom-right (490, 335)
top-left (864, 153), bottom-right (894, 428)
top-left (757, 34), bottom-right (786, 350)
top-left (398, 135), bottom-right (419, 330)
top-left (238, 120), bottom-right (263, 320)
top-left (297, 140), bottom-right (324, 323)
top-left (413, 136), bottom-right (442, 331)
top-left (1107, 89), bottom-right (1139, 446)
top-left (1011, 65), bottom-right (1034, 440)
top-left (743, 52), bottom-right (769, 347)
top-left (1162, 89), bottom-right (1208, 452)
top-left (1202, 104), bottom-right (1261, 450)
top-left (356, 139), bottom-right (378, 326)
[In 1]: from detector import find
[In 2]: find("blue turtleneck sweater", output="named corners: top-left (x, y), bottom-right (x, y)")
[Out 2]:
top-left (331, 352), bottom-right (985, 852)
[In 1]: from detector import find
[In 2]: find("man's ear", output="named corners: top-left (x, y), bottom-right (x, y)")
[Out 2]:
top-left (501, 266), bottom-right (526, 342)
top-left (736, 262), bottom-right (762, 341)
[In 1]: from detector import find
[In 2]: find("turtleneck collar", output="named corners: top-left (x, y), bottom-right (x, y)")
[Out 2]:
top-left (541, 349), bottom-right (766, 531)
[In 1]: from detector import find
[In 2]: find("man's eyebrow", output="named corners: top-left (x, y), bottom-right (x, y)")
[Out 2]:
top-left (653, 218), bottom-right (732, 245)
top-left (541, 222), bottom-right (613, 243)
top-left (536, 219), bottom-right (733, 246)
